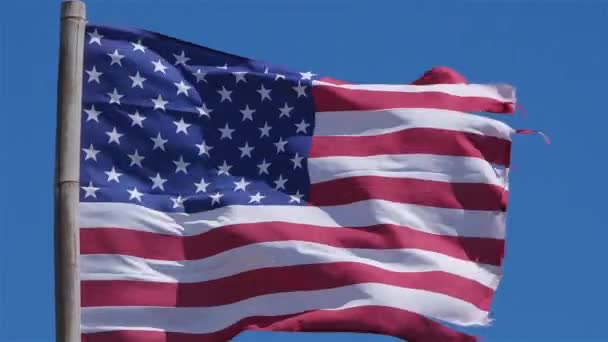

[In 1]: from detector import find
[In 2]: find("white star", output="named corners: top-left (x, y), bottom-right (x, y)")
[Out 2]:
top-left (278, 102), bottom-right (293, 118)
top-left (151, 59), bottom-right (168, 74)
top-left (300, 71), bottom-right (316, 80)
top-left (105, 127), bottom-right (123, 144)
top-left (107, 88), bottom-right (124, 105)
top-left (274, 137), bottom-right (288, 153)
top-left (151, 94), bottom-right (168, 111)
top-left (218, 123), bottom-right (235, 140)
top-left (257, 84), bottom-right (272, 101)
top-left (274, 174), bottom-right (288, 190)
top-left (238, 142), bottom-right (254, 158)
top-left (295, 119), bottom-right (310, 134)
top-left (150, 133), bottom-right (168, 151)
top-left (217, 63), bottom-right (229, 70)
top-left (174, 118), bottom-right (191, 135)
top-left (193, 69), bottom-right (207, 83)
top-left (258, 122), bottom-right (272, 138)
top-left (249, 192), bottom-right (266, 204)
top-left (293, 82), bottom-right (307, 98)
top-left (131, 39), bottom-right (146, 52)
top-left (289, 190), bottom-right (304, 203)
top-left (170, 195), bottom-right (184, 209)
top-left (105, 166), bottom-right (122, 183)
top-left (194, 178), bottom-right (210, 193)
top-left (88, 29), bottom-right (103, 45)
top-left (196, 140), bottom-right (213, 157)
top-left (107, 49), bottom-right (124, 66)
top-left (173, 155), bottom-right (190, 174)
top-left (174, 80), bottom-right (192, 96)
top-left (196, 103), bottom-right (213, 118)
top-left (275, 73), bottom-right (286, 81)
top-left (232, 72), bottom-right (248, 83)
top-left (290, 153), bottom-right (304, 169)
top-left (81, 181), bottom-right (99, 198)
top-left (149, 173), bottom-right (167, 191)
top-left (127, 187), bottom-right (144, 202)
top-left (217, 86), bottom-right (232, 102)
top-left (128, 149), bottom-right (145, 167)
top-left (217, 161), bottom-right (232, 176)
top-left (85, 66), bottom-right (102, 83)
top-left (209, 192), bottom-right (224, 206)
top-left (240, 105), bottom-right (255, 121)
top-left (257, 159), bottom-right (271, 175)
top-left (173, 50), bottom-right (190, 66)
top-left (84, 105), bottom-right (101, 122)
top-left (233, 177), bottom-right (251, 192)
top-left (128, 110), bottom-right (146, 127)
top-left (82, 144), bottom-right (100, 161)
top-left (129, 71), bottom-right (146, 88)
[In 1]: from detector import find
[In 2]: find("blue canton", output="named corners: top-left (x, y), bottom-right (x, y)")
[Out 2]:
top-left (80, 24), bottom-right (318, 213)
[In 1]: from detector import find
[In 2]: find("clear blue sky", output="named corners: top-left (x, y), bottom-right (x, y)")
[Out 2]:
top-left (1, 0), bottom-right (607, 341)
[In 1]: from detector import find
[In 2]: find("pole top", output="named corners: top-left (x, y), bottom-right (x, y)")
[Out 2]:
top-left (61, 0), bottom-right (86, 20)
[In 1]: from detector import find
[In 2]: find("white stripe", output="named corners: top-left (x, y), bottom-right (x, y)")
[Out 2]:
top-left (80, 202), bottom-right (186, 234)
top-left (312, 80), bottom-right (515, 104)
top-left (81, 283), bottom-right (490, 334)
top-left (81, 241), bottom-right (500, 288)
top-left (80, 201), bottom-right (506, 239)
top-left (314, 107), bottom-right (514, 138)
top-left (309, 154), bottom-right (508, 186)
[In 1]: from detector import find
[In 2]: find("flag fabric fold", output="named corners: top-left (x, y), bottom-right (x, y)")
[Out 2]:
top-left (79, 24), bottom-right (515, 341)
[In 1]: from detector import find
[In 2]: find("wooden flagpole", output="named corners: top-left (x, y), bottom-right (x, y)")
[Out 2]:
top-left (55, 1), bottom-right (86, 341)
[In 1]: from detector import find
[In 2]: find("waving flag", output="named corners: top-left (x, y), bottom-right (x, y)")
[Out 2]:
top-left (79, 24), bottom-right (515, 342)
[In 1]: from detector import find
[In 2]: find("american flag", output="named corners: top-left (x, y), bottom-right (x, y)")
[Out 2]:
top-left (80, 24), bottom-right (516, 342)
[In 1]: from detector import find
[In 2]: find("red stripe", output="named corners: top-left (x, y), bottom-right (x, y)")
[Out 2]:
top-left (82, 264), bottom-right (494, 310)
top-left (318, 76), bottom-right (351, 85)
top-left (309, 127), bottom-right (511, 166)
top-left (82, 306), bottom-right (476, 342)
top-left (411, 66), bottom-right (468, 85)
top-left (310, 176), bottom-right (508, 211)
top-left (313, 84), bottom-right (514, 113)
top-left (80, 223), bottom-right (504, 265)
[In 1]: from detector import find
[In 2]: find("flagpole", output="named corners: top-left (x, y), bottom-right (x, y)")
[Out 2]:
top-left (55, 1), bottom-right (86, 341)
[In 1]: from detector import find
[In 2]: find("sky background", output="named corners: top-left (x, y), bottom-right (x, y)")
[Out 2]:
top-left (1, 0), bottom-right (607, 341)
